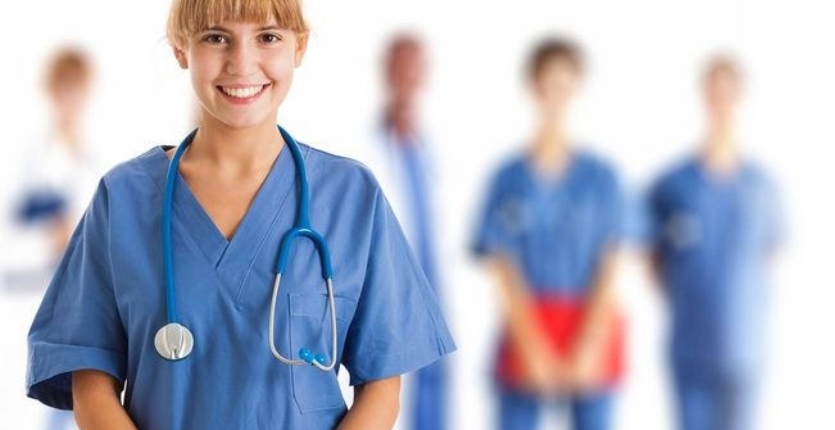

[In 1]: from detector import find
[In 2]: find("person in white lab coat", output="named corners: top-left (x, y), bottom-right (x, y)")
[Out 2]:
top-left (352, 33), bottom-right (451, 430)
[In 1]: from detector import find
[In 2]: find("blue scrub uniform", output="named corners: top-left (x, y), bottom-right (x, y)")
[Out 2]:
top-left (26, 141), bottom-right (456, 430)
top-left (647, 157), bottom-right (783, 430)
top-left (472, 150), bottom-right (624, 430)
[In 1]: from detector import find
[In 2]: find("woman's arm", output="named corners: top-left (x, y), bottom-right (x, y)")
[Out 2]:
top-left (570, 248), bottom-right (620, 391)
top-left (490, 257), bottom-right (567, 393)
top-left (336, 376), bottom-right (401, 430)
top-left (72, 370), bottom-right (138, 430)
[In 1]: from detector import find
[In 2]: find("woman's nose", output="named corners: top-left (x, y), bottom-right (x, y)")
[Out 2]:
top-left (225, 41), bottom-right (258, 77)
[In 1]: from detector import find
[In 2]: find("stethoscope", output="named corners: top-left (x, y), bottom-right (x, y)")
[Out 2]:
top-left (154, 125), bottom-right (338, 371)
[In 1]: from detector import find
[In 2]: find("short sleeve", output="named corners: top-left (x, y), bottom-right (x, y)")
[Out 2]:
top-left (341, 189), bottom-right (456, 385)
top-left (642, 179), bottom-right (666, 250)
top-left (599, 169), bottom-right (627, 245)
top-left (470, 171), bottom-right (515, 258)
top-left (26, 179), bottom-right (127, 410)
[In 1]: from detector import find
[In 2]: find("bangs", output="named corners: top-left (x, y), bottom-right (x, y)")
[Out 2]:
top-left (168, 0), bottom-right (308, 46)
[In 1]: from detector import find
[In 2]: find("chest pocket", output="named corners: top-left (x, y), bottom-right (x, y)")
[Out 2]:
top-left (289, 292), bottom-right (356, 413)
top-left (663, 210), bottom-right (702, 251)
top-left (497, 196), bottom-right (531, 238)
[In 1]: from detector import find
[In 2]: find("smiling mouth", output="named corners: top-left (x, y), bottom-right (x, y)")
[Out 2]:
top-left (217, 84), bottom-right (270, 99)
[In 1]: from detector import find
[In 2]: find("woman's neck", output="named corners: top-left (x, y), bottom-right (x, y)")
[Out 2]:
top-left (701, 125), bottom-right (739, 176)
top-left (188, 116), bottom-right (283, 174)
top-left (530, 123), bottom-right (571, 175)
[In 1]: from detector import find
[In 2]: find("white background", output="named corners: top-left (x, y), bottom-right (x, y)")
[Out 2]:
top-left (1, 0), bottom-right (833, 429)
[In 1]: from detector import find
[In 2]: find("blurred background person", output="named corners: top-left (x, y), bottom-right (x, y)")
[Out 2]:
top-left (6, 46), bottom-right (98, 429)
top-left (471, 36), bottom-right (626, 430)
top-left (7, 46), bottom-right (99, 291)
top-left (645, 55), bottom-right (784, 430)
top-left (353, 33), bottom-right (451, 430)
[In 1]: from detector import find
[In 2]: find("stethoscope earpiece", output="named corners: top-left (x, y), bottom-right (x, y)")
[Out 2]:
top-left (298, 348), bottom-right (330, 366)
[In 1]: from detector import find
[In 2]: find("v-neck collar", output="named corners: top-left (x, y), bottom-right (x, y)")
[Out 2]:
top-left (689, 155), bottom-right (749, 191)
top-left (521, 149), bottom-right (581, 192)
top-left (152, 142), bottom-right (302, 273)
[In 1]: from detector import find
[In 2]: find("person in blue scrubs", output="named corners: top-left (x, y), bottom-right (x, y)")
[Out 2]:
top-left (646, 55), bottom-right (783, 430)
top-left (472, 37), bottom-right (625, 430)
top-left (24, 1), bottom-right (455, 429)
top-left (374, 34), bottom-right (450, 430)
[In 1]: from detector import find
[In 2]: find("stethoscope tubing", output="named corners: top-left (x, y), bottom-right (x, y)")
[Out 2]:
top-left (158, 126), bottom-right (338, 369)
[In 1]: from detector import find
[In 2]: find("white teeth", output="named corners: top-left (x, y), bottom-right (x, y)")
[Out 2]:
top-left (221, 85), bottom-right (265, 99)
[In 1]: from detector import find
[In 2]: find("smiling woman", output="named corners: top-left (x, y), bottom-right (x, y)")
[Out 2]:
top-left (23, 0), bottom-right (456, 429)
top-left (168, 0), bottom-right (309, 130)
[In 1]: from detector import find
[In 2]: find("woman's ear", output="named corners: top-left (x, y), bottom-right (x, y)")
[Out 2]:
top-left (173, 46), bottom-right (189, 69)
top-left (294, 33), bottom-right (309, 68)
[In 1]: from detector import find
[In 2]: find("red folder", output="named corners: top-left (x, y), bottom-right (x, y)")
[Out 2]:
top-left (495, 295), bottom-right (626, 390)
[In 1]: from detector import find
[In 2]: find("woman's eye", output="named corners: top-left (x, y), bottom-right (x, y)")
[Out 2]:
top-left (259, 33), bottom-right (282, 44)
top-left (203, 34), bottom-right (228, 44)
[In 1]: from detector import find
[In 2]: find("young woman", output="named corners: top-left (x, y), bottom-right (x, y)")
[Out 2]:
top-left (25, 1), bottom-right (455, 429)
top-left (646, 55), bottom-right (783, 430)
top-left (472, 37), bottom-right (625, 430)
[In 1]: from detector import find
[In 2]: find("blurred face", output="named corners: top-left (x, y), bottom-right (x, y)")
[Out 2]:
top-left (387, 42), bottom-right (425, 103)
top-left (532, 56), bottom-right (580, 123)
top-left (703, 68), bottom-right (741, 127)
top-left (174, 17), bottom-right (307, 129)
top-left (49, 76), bottom-right (91, 129)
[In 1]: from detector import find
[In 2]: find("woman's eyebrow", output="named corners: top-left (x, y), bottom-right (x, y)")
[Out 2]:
top-left (202, 25), bottom-right (282, 32)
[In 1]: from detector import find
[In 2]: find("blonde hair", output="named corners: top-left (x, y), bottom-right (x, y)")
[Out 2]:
top-left (167, 0), bottom-right (309, 48)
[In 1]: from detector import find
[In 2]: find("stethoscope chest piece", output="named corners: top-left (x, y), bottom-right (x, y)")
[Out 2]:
top-left (155, 322), bottom-right (194, 361)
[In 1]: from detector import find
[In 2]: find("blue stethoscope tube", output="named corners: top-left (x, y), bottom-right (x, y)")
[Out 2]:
top-left (154, 125), bottom-right (338, 371)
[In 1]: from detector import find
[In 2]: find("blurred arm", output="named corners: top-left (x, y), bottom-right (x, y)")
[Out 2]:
top-left (72, 370), bottom-right (138, 430)
top-left (648, 249), bottom-right (665, 291)
top-left (337, 376), bottom-right (400, 430)
top-left (489, 256), bottom-right (566, 392)
top-left (571, 248), bottom-right (620, 389)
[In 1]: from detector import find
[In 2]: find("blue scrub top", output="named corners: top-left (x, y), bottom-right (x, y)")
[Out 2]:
top-left (647, 157), bottom-right (783, 368)
top-left (472, 150), bottom-right (624, 296)
top-left (26, 140), bottom-right (456, 429)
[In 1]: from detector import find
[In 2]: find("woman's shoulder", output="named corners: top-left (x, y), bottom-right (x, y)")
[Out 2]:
top-left (100, 145), bottom-right (168, 193)
top-left (573, 149), bottom-right (619, 177)
top-left (302, 143), bottom-right (385, 194)
top-left (480, 152), bottom-right (528, 185)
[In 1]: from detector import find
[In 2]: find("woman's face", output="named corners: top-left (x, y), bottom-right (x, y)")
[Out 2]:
top-left (532, 57), bottom-right (580, 125)
top-left (174, 17), bottom-right (307, 129)
top-left (703, 69), bottom-right (741, 127)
